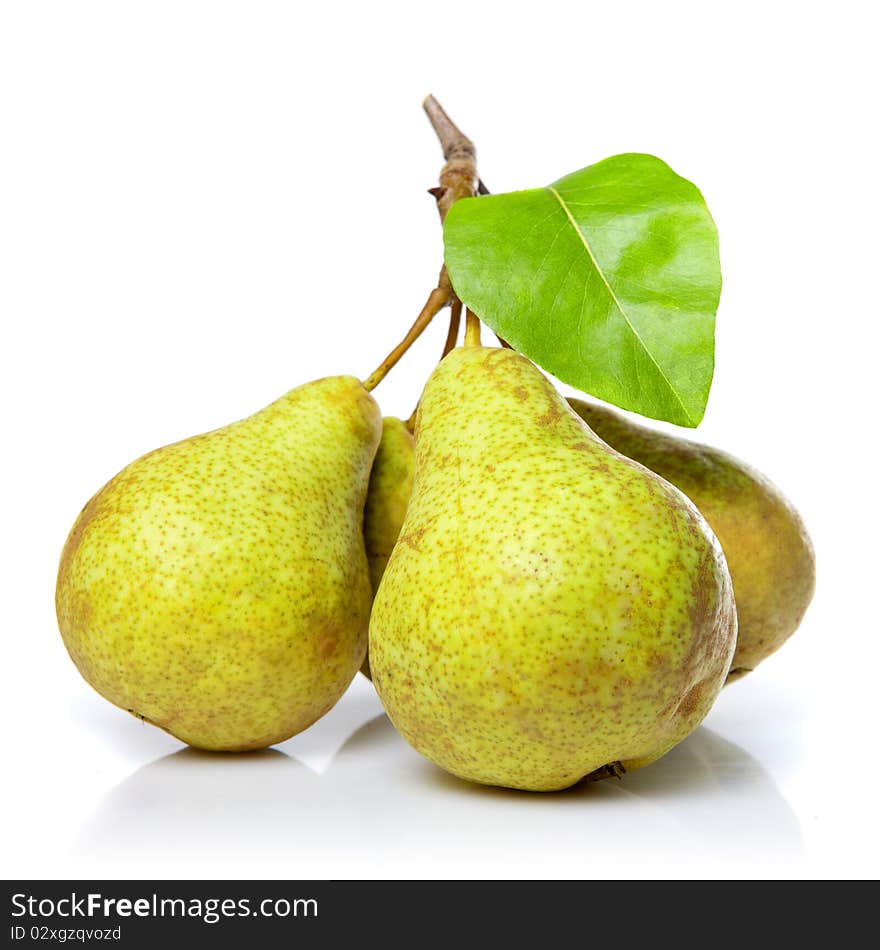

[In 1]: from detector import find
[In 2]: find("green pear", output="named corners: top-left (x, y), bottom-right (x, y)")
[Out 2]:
top-left (569, 399), bottom-right (815, 682)
top-left (56, 376), bottom-right (382, 751)
top-left (369, 346), bottom-right (737, 792)
top-left (361, 417), bottom-right (415, 679)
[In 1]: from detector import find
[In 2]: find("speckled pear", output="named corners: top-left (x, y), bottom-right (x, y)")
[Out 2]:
top-left (56, 376), bottom-right (382, 751)
top-left (569, 399), bottom-right (814, 681)
top-left (361, 417), bottom-right (415, 679)
top-left (369, 346), bottom-right (737, 792)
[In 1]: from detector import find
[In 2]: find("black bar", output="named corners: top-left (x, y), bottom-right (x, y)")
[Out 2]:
top-left (1, 881), bottom-right (868, 947)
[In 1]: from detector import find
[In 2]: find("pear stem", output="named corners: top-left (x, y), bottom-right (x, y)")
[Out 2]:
top-left (363, 283), bottom-right (451, 392)
top-left (442, 298), bottom-right (463, 357)
top-left (403, 298), bottom-right (462, 431)
top-left (464, 308), bottom-right (482, 347)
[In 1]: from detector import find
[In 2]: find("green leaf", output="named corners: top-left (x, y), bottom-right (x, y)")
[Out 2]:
top-left (443, 154), bottom-right (721, 426)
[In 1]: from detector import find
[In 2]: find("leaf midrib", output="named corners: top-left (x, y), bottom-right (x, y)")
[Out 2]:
top-left (547, 185), bottom-right (695, 425)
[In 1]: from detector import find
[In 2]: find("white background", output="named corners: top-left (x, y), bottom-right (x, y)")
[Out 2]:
top-left (1, 1), bottom-right (878, 880)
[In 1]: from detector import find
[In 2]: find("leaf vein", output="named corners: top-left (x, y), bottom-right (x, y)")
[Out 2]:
top-left (547, 186), bottom-right (695, 424)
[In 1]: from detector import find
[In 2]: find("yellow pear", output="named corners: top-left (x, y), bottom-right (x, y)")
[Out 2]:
top-left (369, 346), bottom-right (736, 792)
top-left (361, 417), bottom-right (415, 678)
top-left (56, 376), bottom-right (381, 751)
top-left (569, 399), bottom-right (814, 681)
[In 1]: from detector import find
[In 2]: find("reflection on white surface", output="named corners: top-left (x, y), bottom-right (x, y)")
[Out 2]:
top-left (278, 677), bottom-right (386, 773)
top-left (76, 677), bottom-right (803, 878)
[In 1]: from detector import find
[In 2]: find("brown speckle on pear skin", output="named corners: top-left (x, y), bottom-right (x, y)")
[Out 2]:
top-left (369, 347), bottom-right (737, 792)
top-left (570, 398), bottom-right (815, 681)
top-left (55, 376), bottom-right (382, 751)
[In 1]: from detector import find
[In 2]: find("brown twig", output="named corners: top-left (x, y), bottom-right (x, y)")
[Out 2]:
top-left (422, 96), bottom-right (479, 224)
top-left (363, 97), bottom-right (481, 392)
top-left (422, 96), bottom-right (481, 353)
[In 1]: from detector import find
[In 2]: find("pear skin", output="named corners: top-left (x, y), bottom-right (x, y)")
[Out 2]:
top-left (56, 376), bottom-right (382, 751)
top-left (569, 399), bottom-right (815, 681)
top-left (361, 417), bottom-right (415, 679)
top-left (369, 347), bottom-right (736, 792)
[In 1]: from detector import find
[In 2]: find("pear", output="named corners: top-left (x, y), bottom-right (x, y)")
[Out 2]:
top-left (56, 376), bottom-right (382, 751)
top-left (369, 346), bottom-right (737, 792)
top-left (361, 417), bottom-right (415, 679)
top-left (569, 399), bottom-right (815, 682)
